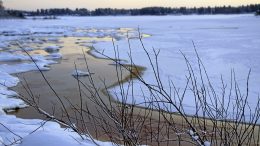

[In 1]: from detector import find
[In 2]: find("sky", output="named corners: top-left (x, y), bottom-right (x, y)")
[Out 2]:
top-left (2, 0), bottom-right (260, 10)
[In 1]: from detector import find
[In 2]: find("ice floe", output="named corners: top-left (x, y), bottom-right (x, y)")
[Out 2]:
top-left (72, 70), bottom-right (91, 76)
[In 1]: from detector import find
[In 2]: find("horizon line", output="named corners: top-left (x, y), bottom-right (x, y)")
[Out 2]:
top-left (4, 3), bottom-right (260, 11)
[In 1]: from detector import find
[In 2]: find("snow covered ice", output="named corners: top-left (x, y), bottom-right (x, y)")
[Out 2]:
top-left (91, 14), bottom-right (260, 122)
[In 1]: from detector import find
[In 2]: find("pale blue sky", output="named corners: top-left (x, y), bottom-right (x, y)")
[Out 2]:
top-left (3, 0), bottom-right (260, 10)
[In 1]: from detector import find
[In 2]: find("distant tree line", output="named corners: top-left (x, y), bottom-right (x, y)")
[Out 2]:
top-left (3, 4), bottom-right (260, 17)
top-left (5, 10), bottom-right (25, 18)
top-left (21, 4), bottom-right (260, 16)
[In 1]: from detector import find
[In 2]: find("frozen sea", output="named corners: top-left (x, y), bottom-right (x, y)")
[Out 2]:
top-left (0, 14), bottom-right (260, 145)
top-left (90, 14), bottom-right (260, 119)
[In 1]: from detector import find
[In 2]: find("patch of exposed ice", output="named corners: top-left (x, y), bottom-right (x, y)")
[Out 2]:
top-left (72, 70), bottom-right (91, 76)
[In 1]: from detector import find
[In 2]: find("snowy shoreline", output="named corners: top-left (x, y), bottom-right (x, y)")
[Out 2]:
top-left (0, 26), bottom-right (136, 145)
top-left (0, 42), bottom-right (104, 145)
top-left (0, 14), bottom-right (260, 145)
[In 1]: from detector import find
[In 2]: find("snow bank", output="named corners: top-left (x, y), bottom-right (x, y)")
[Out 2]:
top-left (0, 115), bottom-right (115, 146)
top-left (0, 71), bottom-right (27, 114)
top-left (0, 71), bottom-right (19, 87)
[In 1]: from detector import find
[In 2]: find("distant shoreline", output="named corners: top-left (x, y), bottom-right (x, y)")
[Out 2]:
top-left (0, 10), bottom-right (25, 19)
top-left (5, 4), bottom-right (260, 17)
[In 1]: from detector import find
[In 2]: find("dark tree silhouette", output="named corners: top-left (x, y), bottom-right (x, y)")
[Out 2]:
top-left (5, 4), bottom-right (260, 17)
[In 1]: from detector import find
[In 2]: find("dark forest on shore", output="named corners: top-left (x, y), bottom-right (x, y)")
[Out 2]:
top-left (2, 4), bottom-right (260, 17)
